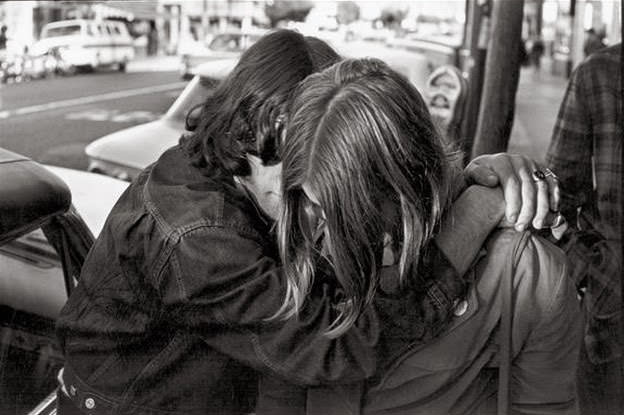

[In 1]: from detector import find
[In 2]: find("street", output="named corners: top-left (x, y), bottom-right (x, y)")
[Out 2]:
top-left (0, 69), bottom-right (185, 170)
top-left (0, 65), bottom-right (188, 414)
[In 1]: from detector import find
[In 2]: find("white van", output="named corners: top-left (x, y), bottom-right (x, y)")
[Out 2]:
top-left (32, 19), bottom-right (135, 71)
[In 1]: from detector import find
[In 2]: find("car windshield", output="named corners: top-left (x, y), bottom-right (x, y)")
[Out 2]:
top-left (207, 34), bottom-right (244, 52)
top-left (166, 76), bottom-right (217, 123)
top-left (42, 24), bottom-right (82, 38)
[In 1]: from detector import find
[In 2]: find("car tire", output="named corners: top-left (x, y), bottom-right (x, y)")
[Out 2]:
top-left (118, 61), bottom-right (126, 72)
top-left (65, 65), bottom-right (77, 76)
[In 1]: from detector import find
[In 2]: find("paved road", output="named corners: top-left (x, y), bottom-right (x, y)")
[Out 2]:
top-left (0, 69), bottom-right (187, 414)
top-left (0, 69), bottom-right (186, 170)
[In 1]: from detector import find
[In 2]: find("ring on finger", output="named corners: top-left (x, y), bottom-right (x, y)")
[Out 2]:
top-left (550, 211), bottom-right (566, 228)
top-left (543, 167), bottom-right (559, 181)
top-left (531, 170), bottom-right (547, 182)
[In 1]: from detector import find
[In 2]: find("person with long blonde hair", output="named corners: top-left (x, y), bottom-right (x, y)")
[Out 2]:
top-left (269, 58), bottom-right (582, 414)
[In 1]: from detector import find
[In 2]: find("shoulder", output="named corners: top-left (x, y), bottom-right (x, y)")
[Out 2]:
top-left (143, 146), bottom-right (269, 244)
top-left (481, 230), bottom-right (573, 316)
top-left (573, 44), bottom-right (620, 87)
top-left (486, 230), bottom-right (569, 290)
top-left (584, 44), bottom-right (621, 66)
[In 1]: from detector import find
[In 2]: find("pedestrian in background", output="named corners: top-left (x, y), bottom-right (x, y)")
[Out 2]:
top-left (583, 28), bottom-right (606, 57)
top-left (147, 21), bottom-right (158, 56)
top-left (0, 25), bottom-right (8, 50)
top-left (529, 36), bottom-right (545, 71)
top-left (547, 43), bottom-right (622, 415)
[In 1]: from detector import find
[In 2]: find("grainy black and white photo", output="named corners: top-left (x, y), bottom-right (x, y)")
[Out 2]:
top-left (0, 1), bottom-right (622, 414)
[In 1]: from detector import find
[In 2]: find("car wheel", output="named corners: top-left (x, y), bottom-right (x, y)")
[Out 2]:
top-left (118, 61), bottom-right (126, 72)
top-left (64, 65), bottom-right (77, 76)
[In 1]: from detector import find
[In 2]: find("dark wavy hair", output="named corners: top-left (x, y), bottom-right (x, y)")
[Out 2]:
top-left (277, 58), bottom-right (452, 337)
top-left (180, 29), bottom-right (340, 177)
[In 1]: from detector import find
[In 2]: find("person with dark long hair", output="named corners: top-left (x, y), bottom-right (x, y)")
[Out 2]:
top-left (56, 30), bottom-right (562, 415)
top-left (271, 58), bottom-right (582, 414)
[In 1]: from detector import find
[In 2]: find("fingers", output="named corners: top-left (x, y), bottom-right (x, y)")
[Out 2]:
top-left (468, 154), bottom-right (521, 223)
top-left (531, 163), bottom-right (550, 229)
top-left (464, 161), bottom-right (499, 187)
top-left (509, 155), bottom-right (537, 231)
top-left (543, 210), bottom-right (566, 228)
top-left (491, 156), bottom-right (522, 225)
top-left (466, 153), bottom-right (562, 231)
top-left (544, 168), bottom-right (561, 212)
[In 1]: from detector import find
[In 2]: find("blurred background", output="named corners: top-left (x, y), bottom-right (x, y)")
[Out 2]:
top-left (0, 0), bottom-right (621, 173)
top-left (0, 0), bottom-right (621, 413)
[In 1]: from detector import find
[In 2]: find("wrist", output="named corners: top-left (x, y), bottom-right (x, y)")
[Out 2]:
top-left (459, 185), bottom-right (505, 226)
top-left (435, 186), bottom-right (504, 275)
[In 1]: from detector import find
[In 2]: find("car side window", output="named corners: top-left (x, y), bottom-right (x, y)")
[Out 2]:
top-left (112, 24), bottom-right (122, 36)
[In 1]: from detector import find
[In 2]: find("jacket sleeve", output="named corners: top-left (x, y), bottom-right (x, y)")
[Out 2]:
top-left (155, 225), bottom-right (459, 386)
top-left (546, 63), bottom-right (593, 226)
top-left (510, 236), bottom-right (583, 414)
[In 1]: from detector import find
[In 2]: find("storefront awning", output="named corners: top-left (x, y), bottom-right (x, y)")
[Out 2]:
top-left (93, 1), bottom-right (161, 21)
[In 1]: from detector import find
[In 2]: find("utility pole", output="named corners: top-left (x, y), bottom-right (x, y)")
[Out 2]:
top-left (202, 0), bottom-right (209, 39)
top-left (459, 0), bottom-right (491, 164)
top-left (471, 0), bottom-right (525, 158)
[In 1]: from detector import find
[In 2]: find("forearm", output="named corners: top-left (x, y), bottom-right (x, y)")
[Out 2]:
top-left (435, 185), bottom-right (505, 275)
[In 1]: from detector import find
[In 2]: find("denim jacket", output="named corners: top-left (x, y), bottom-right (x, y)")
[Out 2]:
top-left (56, 145), bottom-right (464, 415)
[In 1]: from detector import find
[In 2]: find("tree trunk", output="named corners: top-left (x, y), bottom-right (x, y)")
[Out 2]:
top-left (471, 0), bottom-right (525, 158)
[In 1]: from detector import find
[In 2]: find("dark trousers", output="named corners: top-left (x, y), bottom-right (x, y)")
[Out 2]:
top-left (578, 346), bottom-right (623, 415)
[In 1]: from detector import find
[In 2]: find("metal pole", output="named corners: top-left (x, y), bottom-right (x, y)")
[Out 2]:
top-left (471, 0), bottom-right (525, 158)
top-left (459, 0), bottom-right (490, 165)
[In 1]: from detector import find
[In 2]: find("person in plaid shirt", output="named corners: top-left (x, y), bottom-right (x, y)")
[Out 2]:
top-left (546, 44), bottom-right (622, 415)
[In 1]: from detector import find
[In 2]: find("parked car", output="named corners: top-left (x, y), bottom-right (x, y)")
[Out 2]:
top-left (31, 19), bottom-right (135, 72)
top-left (0, 147), bottom-right (128, 412)
top-left (87, 46), bottom-right (434, 182)
top-left (86, 58), bottom-right (237, 180)
top-left (179, 30), bottom-right (262, 79)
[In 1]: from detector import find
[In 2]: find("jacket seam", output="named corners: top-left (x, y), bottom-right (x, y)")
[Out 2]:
top-left (85, 353), bottom-right (119, 384)
top-left (168, 250), bottom-right (188, 301)
top-left (160, 223), bottom-right (267, 322)
top-left (209, 287), bottom-right (306, 383)
top-left (145, 191), bottom-right (265, 244)
top-left (248, 331), bottom-right (312, 385)
top-left (120, 333), bottom-right (186, 406)
top-left (544, 258), bottom-right (569, 317)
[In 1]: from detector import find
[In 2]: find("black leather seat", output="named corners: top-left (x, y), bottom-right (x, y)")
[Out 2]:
top-left (0, 148), bottom-right (71, 246)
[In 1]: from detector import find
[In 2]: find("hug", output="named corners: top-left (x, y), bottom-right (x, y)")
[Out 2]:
top-left (55, 29), bottom-right (582, 415)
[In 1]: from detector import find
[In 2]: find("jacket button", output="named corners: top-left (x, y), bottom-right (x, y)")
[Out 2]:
top-left (85, 397), bottom-right (96, 409)
top-left (453, 300), bottom-right (468, 316)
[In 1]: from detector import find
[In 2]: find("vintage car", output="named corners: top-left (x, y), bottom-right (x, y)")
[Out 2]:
top-left (31, 19), bottom-right (135, 72)
top-left (85, 58), bottom-right (237, 181)
top-left (86, 44), bottom-right (435, 183)
top-left (179, 30), bottom-right (263, 79)
top-left (0, 147), bottom-right (128, 413)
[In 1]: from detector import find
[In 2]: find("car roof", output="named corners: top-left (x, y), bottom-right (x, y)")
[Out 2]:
top-left (43, 19), bottom-right (88, 28)
top-left (192, 58), bottom-right (239, 79)
top-left (45, 165), bottom-right (128, 237)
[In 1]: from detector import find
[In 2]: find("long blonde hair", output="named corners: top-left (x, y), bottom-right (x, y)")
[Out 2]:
top-left (277, 58), bottom-right (452, 337)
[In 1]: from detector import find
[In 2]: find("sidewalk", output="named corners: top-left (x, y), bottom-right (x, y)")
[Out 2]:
top-left (507, 62), bottom-right (569, 163)
top-left (126, 55), bottom-right (180, 73)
